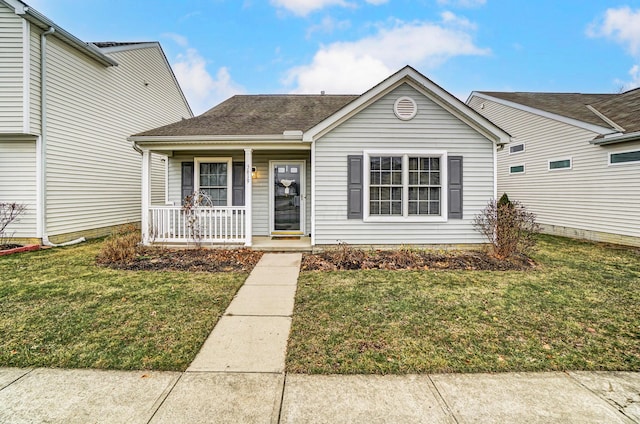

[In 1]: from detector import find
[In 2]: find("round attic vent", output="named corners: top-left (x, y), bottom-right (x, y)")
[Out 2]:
top-left (394, 96), bottom-right (418, 120)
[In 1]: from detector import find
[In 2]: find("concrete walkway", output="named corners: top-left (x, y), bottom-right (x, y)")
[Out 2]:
top-left (0, 253), bottom-right (638, 423)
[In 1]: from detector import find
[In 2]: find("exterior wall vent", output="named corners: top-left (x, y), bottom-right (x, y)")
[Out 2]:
top-left (394, 96), bottom-right (418, 120)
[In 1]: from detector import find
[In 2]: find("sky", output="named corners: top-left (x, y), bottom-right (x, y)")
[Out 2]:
top-left (24, 0), bottom-right (640, 115)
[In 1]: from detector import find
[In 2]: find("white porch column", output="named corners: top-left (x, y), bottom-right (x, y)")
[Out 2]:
top-left (244, 148), bottom-right (253, 247)
top-left (141, 149), bottom-right (152, 245)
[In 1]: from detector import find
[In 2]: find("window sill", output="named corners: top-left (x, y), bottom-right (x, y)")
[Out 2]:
top-left (364, 215), bottom-right (448, 223)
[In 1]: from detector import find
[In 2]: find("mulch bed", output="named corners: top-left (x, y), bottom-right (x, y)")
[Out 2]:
top-left (99, 246), bottom-right (534, 273)
top-left (103, 247), bottom-right (264, 272)
top-left (302, 247), bottom-right (535, 271)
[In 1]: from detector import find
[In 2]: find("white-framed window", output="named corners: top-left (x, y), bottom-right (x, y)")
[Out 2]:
top-left (509, 143), bottom-right (525, 154)
top-left (509, 164), bottom-right (525, 174)
top-left (609, 150), bottom-right (640, 166)
top-left (194, 157), bottom-right (232, 206)
top-left (364, 150), bottom-right (447, 222)
top-left (548, 158), bottom-right (572, 171)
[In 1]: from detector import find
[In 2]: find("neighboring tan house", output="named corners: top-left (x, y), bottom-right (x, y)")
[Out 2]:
top-left (130, 66), bottom-right (510, 249)
top-left (0, 0), bottom-right (192, 245)
top-left (467, 88), bottom-right (640, 247)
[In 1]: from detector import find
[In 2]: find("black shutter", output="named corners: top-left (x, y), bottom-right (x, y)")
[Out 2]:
top-left (347, 155), bottom-right (363, 219)
top-left (232, 162), bottom-right (245, 206)
top-left (448, 156), bottom-right (463, 219)
top-left (181, 162), bottom-right (194, 205)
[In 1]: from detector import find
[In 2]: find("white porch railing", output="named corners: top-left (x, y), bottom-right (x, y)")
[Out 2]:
top-left (148, 206), bottom-right (246, 244)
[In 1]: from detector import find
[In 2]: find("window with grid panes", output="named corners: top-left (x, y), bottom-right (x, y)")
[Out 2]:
top-left (408, 157), bottom-right (441, 215)
top-left (369, 156), bottom-right (403, 215)
top-left (199, 162), bottom-right (228, 206)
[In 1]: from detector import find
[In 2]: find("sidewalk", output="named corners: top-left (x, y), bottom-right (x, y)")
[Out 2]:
top-left (0, 253), bottom-right (638, 423)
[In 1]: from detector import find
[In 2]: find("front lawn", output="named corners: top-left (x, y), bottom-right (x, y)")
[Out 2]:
top-left (287, 235), bottom-right (640, 374)
top-left (0, 240), bottom-right (246, 371)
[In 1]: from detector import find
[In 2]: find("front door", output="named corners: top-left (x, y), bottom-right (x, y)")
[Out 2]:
top-left (271, 161), bottom-right (304, 235)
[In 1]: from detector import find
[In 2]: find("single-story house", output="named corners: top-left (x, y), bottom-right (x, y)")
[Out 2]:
top-left (131, 66), bottom-right (510, 249)
top-left (467, 88), bottom-right (640, 247)
top-left (0, 0), bottom-right (192, 245)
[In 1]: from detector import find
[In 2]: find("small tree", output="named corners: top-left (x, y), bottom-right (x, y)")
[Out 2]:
top-left (182, 191), bottom-right (214, 248)
top-left (473, 194), bottom-right (540, 259)
top-left (0, 202), bottom-right (27, 245)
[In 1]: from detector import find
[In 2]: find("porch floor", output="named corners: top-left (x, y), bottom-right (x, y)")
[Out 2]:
top-left (251, 236), bottom-right (312, 252)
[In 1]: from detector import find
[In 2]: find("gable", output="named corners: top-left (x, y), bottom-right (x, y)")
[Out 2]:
top-left (304, 66), bottom-right (509, 145)
top-left (320, 83), bottom-right (495, 145)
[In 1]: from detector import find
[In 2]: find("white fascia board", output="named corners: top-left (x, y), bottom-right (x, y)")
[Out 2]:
top-left (303, 66), bottom-right (510, 146)
top-left (129, 134), bottom-right (305, 143)
top-left (3, 0), bottom-right (118, 67)
top-left (95, 42), bottom-right (159, 54)
top-left (131, 136), bottom-right (311, 151)
top-left (591, 131), bottom-right (640, 145)
top-left (470, 92), bottom-right (616, 136)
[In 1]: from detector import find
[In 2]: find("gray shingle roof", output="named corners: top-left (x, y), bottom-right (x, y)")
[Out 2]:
top-left (92, 42), bottom-right (150, 48)
top-left (478, 92), bottom-right (616, 128)
top-left (134, 94), bottom-right (359, 137)
top-left (589, 87), bottom-right (640, 134)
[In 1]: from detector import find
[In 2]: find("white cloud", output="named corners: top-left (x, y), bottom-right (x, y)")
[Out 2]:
top-left (162, 32), bottom-right (189, 48)
top-left (306, 16), bottom-right (351, 38)
top-left (615, 64), bottom-right (640, 92)
top-left (588, 7), bottom-right (640, 92)
top-left (284, 18), bottom-right (490, 93)
top-left (437, 0), bottom-right (486, 8)
top-left (271, 0), bottom-right (387, 16)
top-left (587, 7), bottom-right (640, 56)
top-left (440, 11), bottom-right (476, 29)
top-left (270, 0), bottom-right (351, 16)
top-left (172, 48), bottom-right (245, 115)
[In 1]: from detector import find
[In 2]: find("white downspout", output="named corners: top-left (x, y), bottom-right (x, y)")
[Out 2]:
top-left (39, 27), bottom-right (84, 247)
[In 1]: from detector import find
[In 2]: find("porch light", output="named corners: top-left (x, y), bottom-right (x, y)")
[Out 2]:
top-left (251, 166), bottom-right (257, 178)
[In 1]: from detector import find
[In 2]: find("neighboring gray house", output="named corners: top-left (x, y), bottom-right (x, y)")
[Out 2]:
top-left (131, 66), bottom-right (509, 249)
top-left (0, 0), bottom-right (192, 244)
top-left (467, 88), bottom-right (640, 247)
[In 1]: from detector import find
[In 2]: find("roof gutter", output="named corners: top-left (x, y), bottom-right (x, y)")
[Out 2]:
top-left (591, 131), bottom-right (640, 146)
top-left (129, 133), bottom-right (306, 144)
top-left (6, 0), bottom-right (118, 67)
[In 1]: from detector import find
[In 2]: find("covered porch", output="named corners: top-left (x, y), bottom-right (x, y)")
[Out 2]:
top-left (139, 144), bottom-right (312, 249)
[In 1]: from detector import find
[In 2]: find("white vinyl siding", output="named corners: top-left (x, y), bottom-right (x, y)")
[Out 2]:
top-left (42, 38), bottom-right (190, 238)
top-left (468, 95), bottom-right (640, 243)
top-left (167, 151), bottom-right (311, 236)
top-left (0, 5), bottom-right (24, 132)
top-left (29, 23), bottom-right (41, 134)
top-left (0, 141), bottom-right (37, 238)
top-left (150, 153), bottom-right (166, 205)
top-left (315, 83), bottom-right (495, 245)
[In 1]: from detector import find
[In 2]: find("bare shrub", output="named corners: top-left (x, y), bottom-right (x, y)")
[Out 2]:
top-left (0, 202), bottom-right (27, 245)
top-left (97, 225), bottom-right (141, 264)
top-left (473, 194), bottom-right (540, 259)
top-left (182, 191), bottom-right (214, 248)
